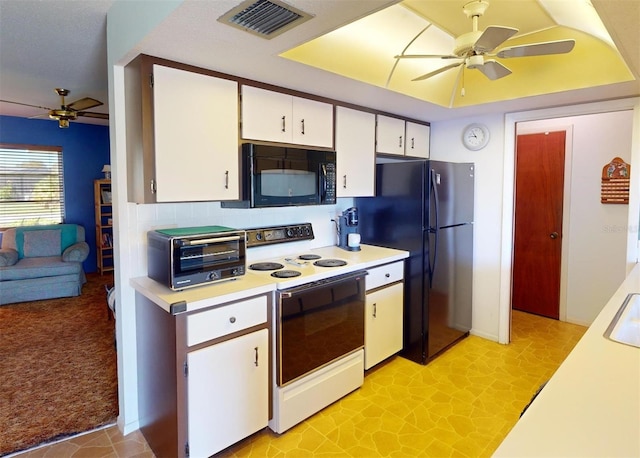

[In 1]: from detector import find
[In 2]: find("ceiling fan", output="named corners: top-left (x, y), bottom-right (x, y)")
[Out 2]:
top-left (0, 88), bottom-right (109, 128)
top-left (395, 0), bottom-right (576, 82)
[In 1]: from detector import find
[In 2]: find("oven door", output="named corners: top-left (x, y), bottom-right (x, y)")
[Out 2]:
top-left (172, 233), bottom-right (245, 277)
top-left (276, 270), bottom-right (366, 386)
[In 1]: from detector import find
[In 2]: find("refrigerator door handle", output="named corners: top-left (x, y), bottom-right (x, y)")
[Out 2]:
top-left (428, 168), bottom-right (439, 286)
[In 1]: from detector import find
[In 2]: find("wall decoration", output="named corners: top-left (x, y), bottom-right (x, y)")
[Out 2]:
top-left (601, 157), bottom-right (630, 204)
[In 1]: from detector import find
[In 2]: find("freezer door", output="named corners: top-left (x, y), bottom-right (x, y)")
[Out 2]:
top-left (357, 160), bottom-right (427, 252)
top-left (429, 161), bottom-right (474, 228)
top-left (427, 223), bottom-right (473, 359)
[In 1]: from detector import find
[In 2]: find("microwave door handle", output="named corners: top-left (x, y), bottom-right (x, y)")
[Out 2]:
top-left (183, 235), bottom-right (241, 245)
top-left (320, 163), bottom-right (327, 201)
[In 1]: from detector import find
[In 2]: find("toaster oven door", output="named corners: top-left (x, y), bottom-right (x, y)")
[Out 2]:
top-left (173, 233), bottom-right (246, 278)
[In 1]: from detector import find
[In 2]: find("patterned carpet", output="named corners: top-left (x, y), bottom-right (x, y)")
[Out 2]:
top-left (0, 273), bottom-right (118, 456)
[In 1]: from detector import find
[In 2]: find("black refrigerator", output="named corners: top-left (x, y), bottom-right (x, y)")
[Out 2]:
top-left (356, 159), bottom-right (474, 364)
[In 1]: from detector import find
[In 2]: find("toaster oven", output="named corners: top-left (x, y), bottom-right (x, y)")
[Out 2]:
top-left (147, 226), bottom-right (246, 290)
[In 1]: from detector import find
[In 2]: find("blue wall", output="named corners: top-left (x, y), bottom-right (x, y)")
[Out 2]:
top-left (0, 115), bottom-right (110, 273)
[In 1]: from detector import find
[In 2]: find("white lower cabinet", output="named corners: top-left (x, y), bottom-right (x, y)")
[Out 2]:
top-left (187, 328), bottom-right (269, 457)
top-left (135, 292), bottom-right (270, 458)
top-left (365, 262), bottom-right (404, 369)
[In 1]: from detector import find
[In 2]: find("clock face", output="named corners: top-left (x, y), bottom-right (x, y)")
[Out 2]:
top-left (463, 124), bottom-right (489, 150)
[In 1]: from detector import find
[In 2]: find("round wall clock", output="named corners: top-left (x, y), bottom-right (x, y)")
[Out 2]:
top-left (462, 123), bottom-right (490, 150)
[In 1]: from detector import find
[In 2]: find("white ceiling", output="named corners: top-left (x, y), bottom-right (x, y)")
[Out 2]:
top-left (0, 0), bottom-right (638, 127)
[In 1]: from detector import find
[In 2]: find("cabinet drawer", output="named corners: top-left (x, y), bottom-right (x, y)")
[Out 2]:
top-left (187, 295), bottom-right (268, 346)
top-left (366, 261), bottom-right (404, 291)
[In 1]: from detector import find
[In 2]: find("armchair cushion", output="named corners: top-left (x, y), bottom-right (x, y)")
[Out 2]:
top-left (23, 229), bottom-right (62, 257)
top-left (0, 249), bottom-right (19, 267)
top-left (62, 241), bottom-right (90, 263)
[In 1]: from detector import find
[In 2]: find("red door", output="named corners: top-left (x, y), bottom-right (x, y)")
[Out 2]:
top-left (512, 131), bottom-right (566, 319)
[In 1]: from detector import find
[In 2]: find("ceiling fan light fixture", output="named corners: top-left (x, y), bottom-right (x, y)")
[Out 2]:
top-left (466, 54), bottom-right (484, 69)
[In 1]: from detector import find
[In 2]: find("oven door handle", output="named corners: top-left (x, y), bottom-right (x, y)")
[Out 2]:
top-left (278, 270), bottom-right (368, 296)
top-left (181, 235), bottom-right (241, 245)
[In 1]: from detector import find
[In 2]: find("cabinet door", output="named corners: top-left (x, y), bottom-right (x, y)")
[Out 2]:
top-left (365, 283), bottom-right (404, 369)
top-left (335, 106), bottom-right (375, 197)
top-left (187, 328), bottom-right (269, 457)
top-left (153, 65), bottom-right (239, 202)
top-left (241, 85), bottom-right (292, 143)
top-left (376, 115), bottom-right (405, 155)
top-left (291, 96), bottom-right (334, 148)
top-left (406, 122), bottom-right (430, 158)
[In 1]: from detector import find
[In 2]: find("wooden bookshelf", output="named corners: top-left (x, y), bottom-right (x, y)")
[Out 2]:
top-left (94, 179), bottom-right (114, 274)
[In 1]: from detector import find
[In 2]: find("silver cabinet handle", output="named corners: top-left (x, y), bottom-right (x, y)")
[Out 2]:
top-left (343, 175), bottom-right (347, 189)
top-left (281, 115), bottom-right (286, 132)
top-left (229, 316), bottom-right (236, 323)
top-left (254, 347), bottom-right (259, 366)
top-left (411, 137), bottom-right (415, 149)
top-left (550, 232), bottom-right (559, 239)
top-left (301, 118), bottom-right (305, 135)
top-left (373, 303), bottom-right (377, 318)
top-left (399, 136), bottom-right (403, 148)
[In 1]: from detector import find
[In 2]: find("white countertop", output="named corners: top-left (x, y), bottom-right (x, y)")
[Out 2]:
top-left (493, 263), bottom-right (640, 457)
top-left (130, 244), bottom-right (408, 314)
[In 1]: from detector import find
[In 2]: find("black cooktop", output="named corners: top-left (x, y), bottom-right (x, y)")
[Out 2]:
top-left (271, 270), bottom-right (302, 278)
top-left (249, 262), bottom-right (284, 271)
top-left (313, 259), bottom-right (347, 268)
top-left (298, 254), bottom-right (321, 260)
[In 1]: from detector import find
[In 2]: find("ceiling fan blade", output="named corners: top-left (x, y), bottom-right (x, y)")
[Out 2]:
top-left (77, 111), bottom-right (109, 120)
top-left (67, 97), bottom-right (103, 111)
top-left (496, 39), bottom-right (576, 58)
top-left (476, 60), bottom-right (512, 80)
top-left (395, 54), bottom-right (460, 60)
top-left (28, 113), bottom-right (51, 120)
top-left (412, 62), bottom-right (463, 81)
top-left (474, 26), bottom-right (518, 53)
top-left (0, 99), bottom-right (52, 111)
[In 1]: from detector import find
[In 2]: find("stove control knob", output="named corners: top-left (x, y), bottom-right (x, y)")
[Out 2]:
top-left (255, 232), bottom-right (263, 241)
top-left (286, 228), bottom-right (294, 237)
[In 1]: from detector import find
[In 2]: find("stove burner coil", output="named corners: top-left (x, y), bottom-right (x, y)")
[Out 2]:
top-left (249, 262), bottom-right (285, 271)
top-left (298, 254), bottom-right (321, 260)
top-left (313, 259), bottom-right (347, 267)
top-left (271, 270), bottom-right (302, 278)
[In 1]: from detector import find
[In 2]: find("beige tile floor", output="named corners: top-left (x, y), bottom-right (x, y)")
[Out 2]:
top-left (13, 310), bottom-right (586, 457)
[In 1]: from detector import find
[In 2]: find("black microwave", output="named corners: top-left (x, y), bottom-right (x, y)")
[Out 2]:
top-left (222, 143), bottom-right (336, 208)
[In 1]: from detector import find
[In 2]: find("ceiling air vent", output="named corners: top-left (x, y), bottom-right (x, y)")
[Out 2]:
top-left (219, 0), bottom-right (313, 39)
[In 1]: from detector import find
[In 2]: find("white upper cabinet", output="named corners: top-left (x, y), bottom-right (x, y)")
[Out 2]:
top-left (376, 115), bottom-right (406, 155)
top-left (405, 121), bottom-right (430, 158)
top-left (376, 114), bottom-right (430, 158)
top-left (153, 64), bottom-right (239, 202)
top-left (335, 106), bottom-right (375, 197)
top-left (241, 85), bottom-right (333, 148)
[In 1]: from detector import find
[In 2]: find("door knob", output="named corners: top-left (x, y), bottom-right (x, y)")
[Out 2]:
top-left (550, 232), bottom-right (559, 239)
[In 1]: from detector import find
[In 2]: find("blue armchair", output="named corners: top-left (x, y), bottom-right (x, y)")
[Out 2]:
top-left (0, 224), bottom-right (90, 305)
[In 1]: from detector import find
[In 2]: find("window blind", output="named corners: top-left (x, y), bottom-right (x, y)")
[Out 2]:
top-left (0, 144), bottom-right (65, 227)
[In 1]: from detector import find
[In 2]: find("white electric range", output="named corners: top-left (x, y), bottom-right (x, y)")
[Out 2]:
top-left (244, 222), bottom-right (367, 433)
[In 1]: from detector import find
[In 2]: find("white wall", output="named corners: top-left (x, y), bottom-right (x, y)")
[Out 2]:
top-left (517, 111), bottom-right (633, 325)
top-left (430, 113), bottom-right (507, 341)
top-left (430, 100), bottom-right (640, 343)
top-left (106, 0), bottom-right (183, 435)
